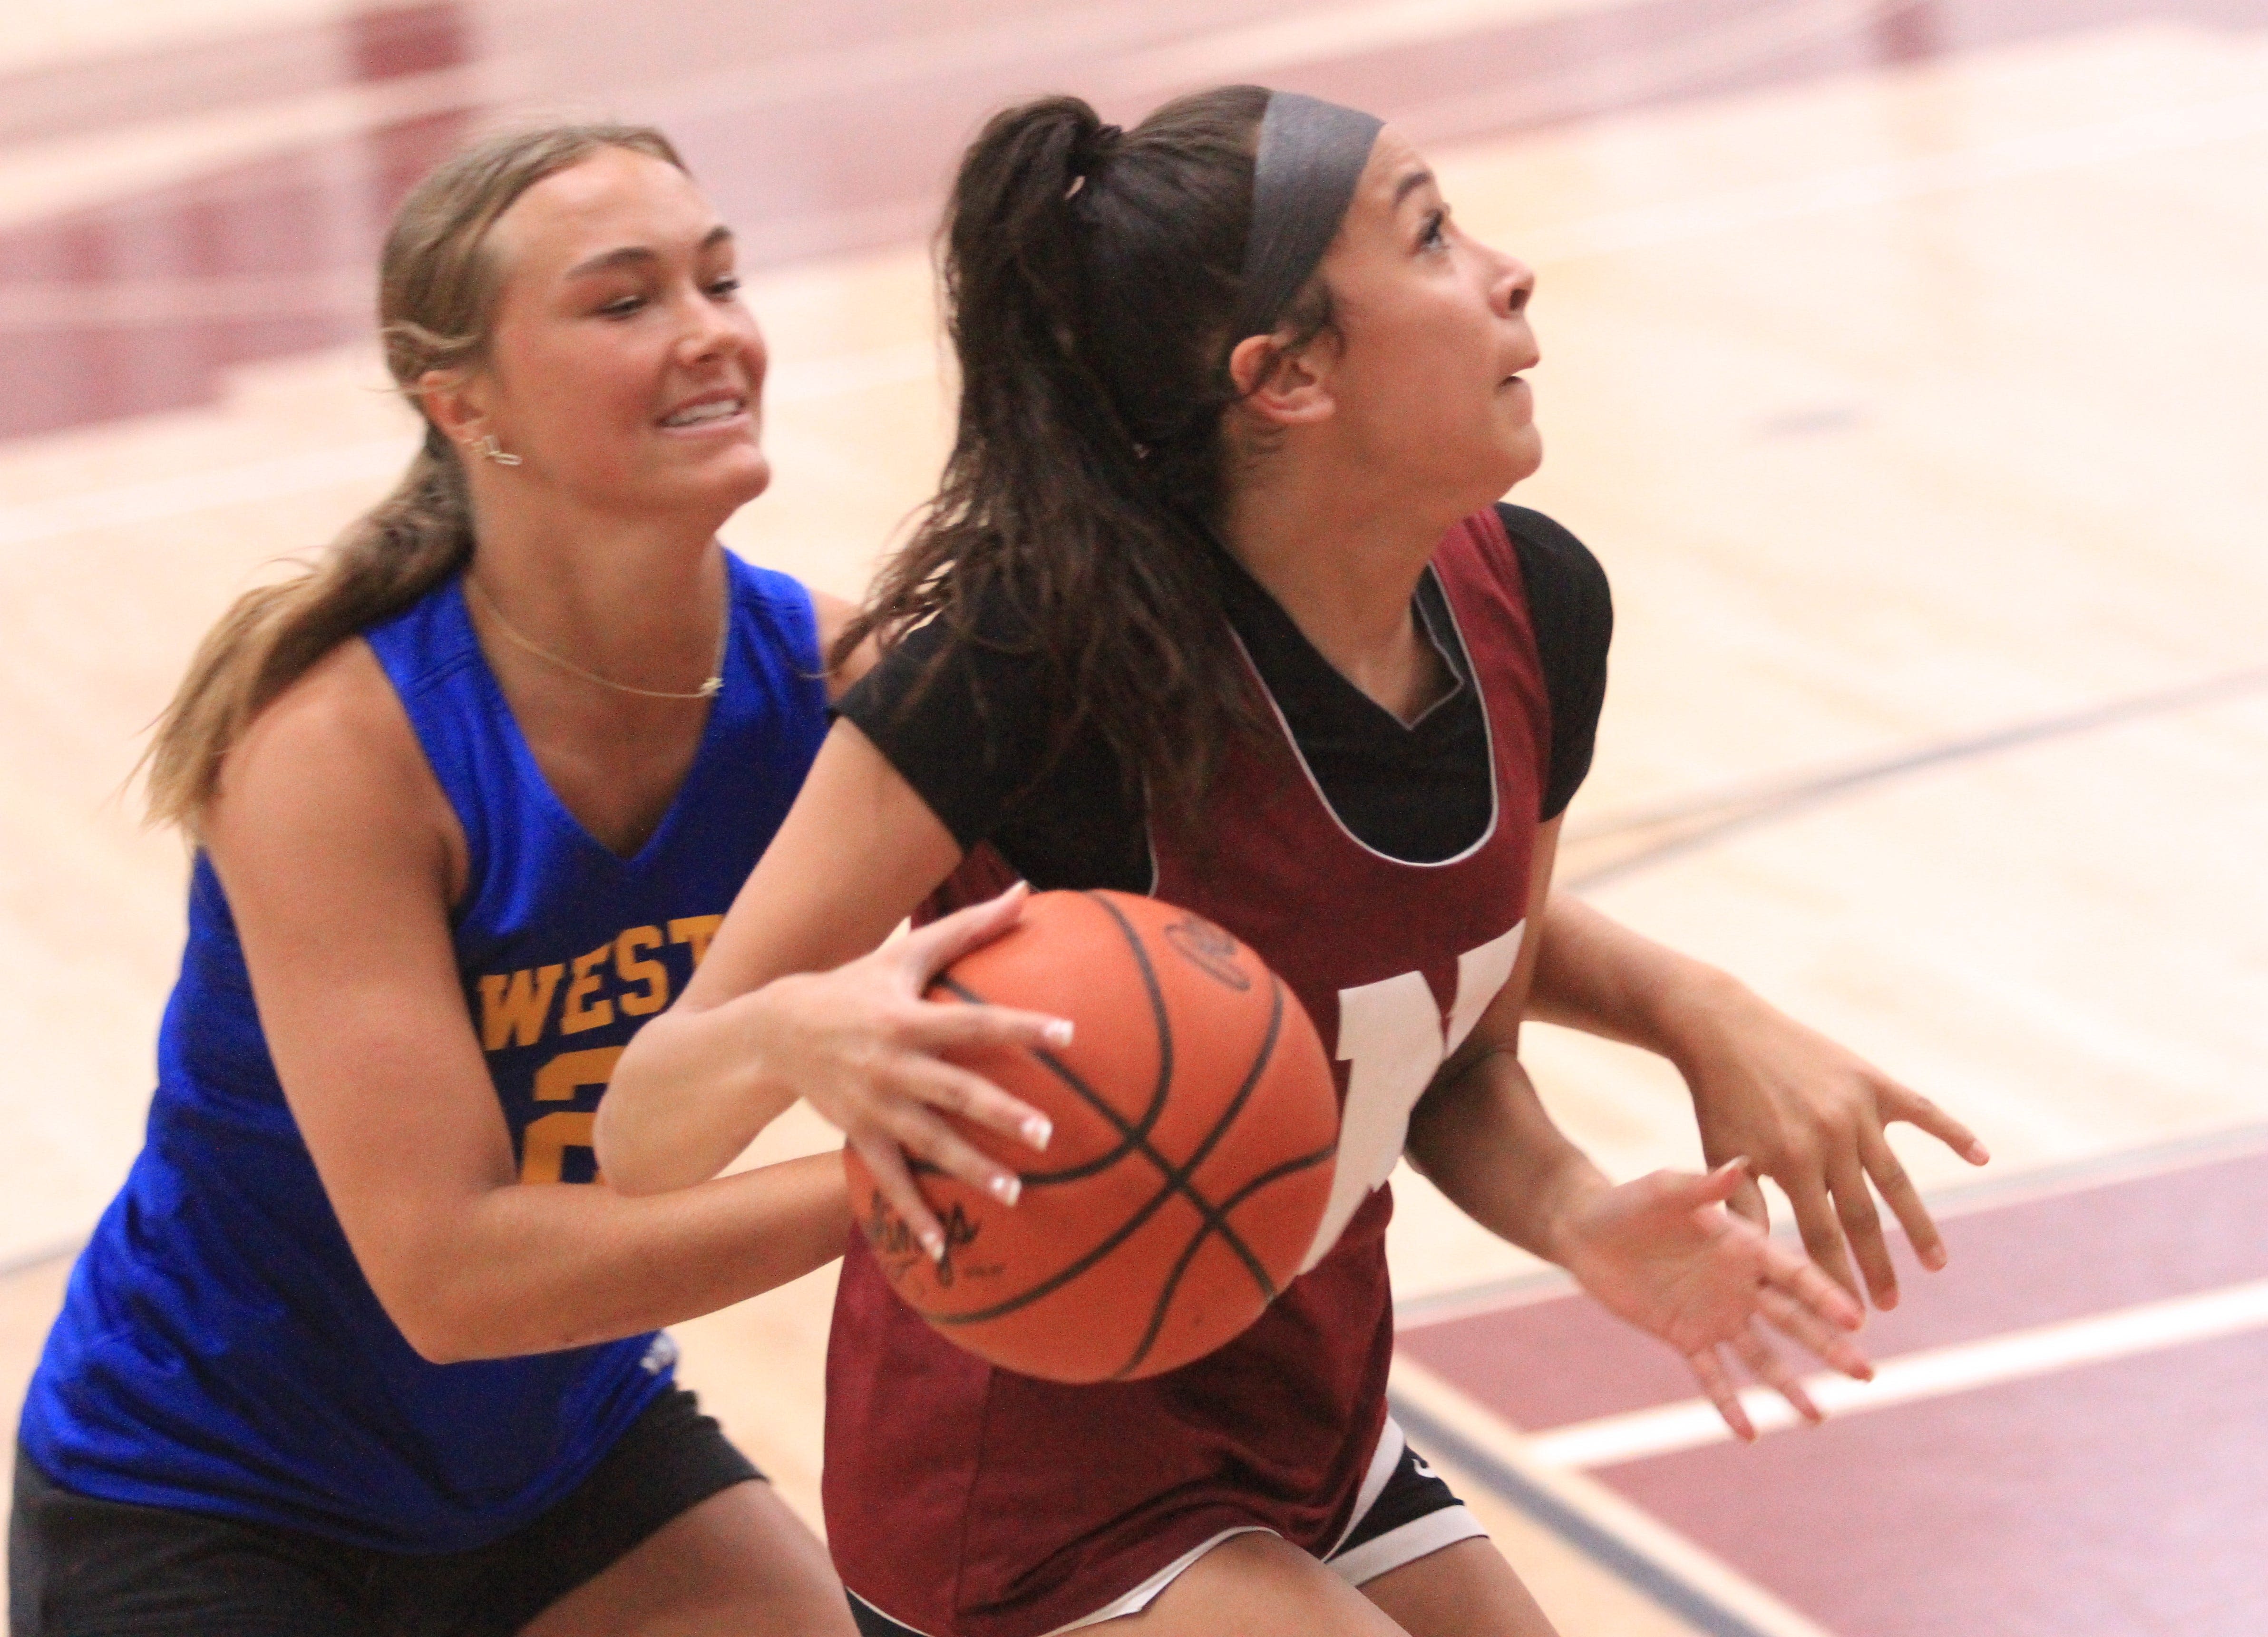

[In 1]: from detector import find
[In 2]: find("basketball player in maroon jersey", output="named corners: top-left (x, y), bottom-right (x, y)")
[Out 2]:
top-left (600, 87), bottom-right (1987, 1635)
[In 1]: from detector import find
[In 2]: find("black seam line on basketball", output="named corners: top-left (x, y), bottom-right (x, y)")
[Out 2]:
top-left (1110, 1136), bottom-right (1338, 1381)
top-left (933, 973), bottom-right (1167, 1185)
top-left (919, 916), bottom-right (1281, 1329)
top-left (920, 989), bottom-right (1305, 1334)
top-left (1116, 1138), bottom-right (1341, 1377)
top-left (1105, 974), bottom-right (1295, 1374)
top-left (1080, 893), bottom-right (1278, 1296)
top-left (919, 953), bottom-right (1277, 1330)
top-left (915, 954), bottom-right (1210, 1327)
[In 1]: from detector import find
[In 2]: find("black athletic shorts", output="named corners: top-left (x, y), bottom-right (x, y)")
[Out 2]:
top-left (8, 1387), bottom-right (759, 1637)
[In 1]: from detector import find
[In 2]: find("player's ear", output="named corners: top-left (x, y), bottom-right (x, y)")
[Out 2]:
top-left (415, 368), bottom-right (495, 452)
top-left (1227, 333), bottom-right (1336, 429)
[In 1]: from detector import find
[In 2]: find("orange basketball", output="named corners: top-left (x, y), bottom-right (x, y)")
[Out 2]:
top-left (844, 889), bottom-right (1338, 1383)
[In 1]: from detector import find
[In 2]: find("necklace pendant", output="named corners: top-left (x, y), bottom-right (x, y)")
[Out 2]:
top-left (699, 676), bottom-right (723, 698)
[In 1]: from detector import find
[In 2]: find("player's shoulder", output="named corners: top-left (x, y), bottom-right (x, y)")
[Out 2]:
top-left (239, 638), bottom-right (425, 776)
top-left (210, 638), bottom-right (451, 869)
top-left (1489, 503), bottom-right (1609, 602)
top-left (728, 551), bottom-right (817, 629)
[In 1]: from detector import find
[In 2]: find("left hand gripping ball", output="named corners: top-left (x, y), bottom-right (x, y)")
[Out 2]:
top-left (845, 890), bottom-right (1338, 1383)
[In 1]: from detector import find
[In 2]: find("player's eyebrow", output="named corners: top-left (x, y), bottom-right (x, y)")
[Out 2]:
top-left (564, 224), bottom-right (733, 280)
top-left (1392, 167), bottom-right (1436, 208)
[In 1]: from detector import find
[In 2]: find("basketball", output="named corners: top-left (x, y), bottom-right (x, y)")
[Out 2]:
top-left (844, 889), bottom-right (1338, 1383)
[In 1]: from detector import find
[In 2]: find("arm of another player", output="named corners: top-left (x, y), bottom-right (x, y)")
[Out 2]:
top-left (596, 720), bottom-right (1064, 1256)
top-left (1524, 894), bottom-right (1989, 1309)
top-left (207, 643), bottom-right (850, 1363)
top-left (1404, 818), bottom-right (1871, 1438)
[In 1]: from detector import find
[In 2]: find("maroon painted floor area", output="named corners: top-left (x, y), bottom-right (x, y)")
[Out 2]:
top-left (1400, 1148), bottom-right (2268, 1636)
top-left (8, 0), bottom-right (2268, 439)
top-left (1607, 1331), bottom-right (2268, 1637)
top-left (1398, 1147), bottom-right (2268, 1429)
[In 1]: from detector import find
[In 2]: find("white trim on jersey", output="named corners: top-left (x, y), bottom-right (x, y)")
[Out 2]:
top-left (1327, 1506), bottom-right (1490, 1588)
top-left (1222, 562), bottom-right (1504, 872)
top-left (846, 1418), bottom-right (1482, 1636)
top-left (1326, 1415), bottom-right (1408, 1557)
top-left (1046, 1527), bottom-right (1270, 1632)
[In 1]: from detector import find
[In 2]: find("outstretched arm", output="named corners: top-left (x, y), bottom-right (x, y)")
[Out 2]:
top-left (596, 720), bottom-right (1064, 1257)
top-left (1525, 894), bottom-right (1989, 1308)
top-left (212, 643), bottom-right (854, 1363)
top-left (1405, 821), bottom-right (1868, 1436)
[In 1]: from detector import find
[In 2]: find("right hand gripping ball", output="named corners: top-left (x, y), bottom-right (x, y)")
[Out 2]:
top-left (845, 889), bottom-right (1338, 1382)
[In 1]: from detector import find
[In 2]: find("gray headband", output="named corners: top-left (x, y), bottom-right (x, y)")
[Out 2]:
top-left (1232, 91), bottom-right (1384, 344)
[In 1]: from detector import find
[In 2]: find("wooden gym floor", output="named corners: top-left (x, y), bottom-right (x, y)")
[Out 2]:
top-left (2, 0), bottom-right (2264, 1630)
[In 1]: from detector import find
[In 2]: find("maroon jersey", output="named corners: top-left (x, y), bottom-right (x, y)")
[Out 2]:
top-left (825, 508), bottom-right (1550, 1637)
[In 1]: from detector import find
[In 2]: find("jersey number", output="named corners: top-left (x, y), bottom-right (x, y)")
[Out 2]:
top-left (1300, 920), bottom-right (1527, 1270)
top-left (520, 1046), bottom-right (621, 1184)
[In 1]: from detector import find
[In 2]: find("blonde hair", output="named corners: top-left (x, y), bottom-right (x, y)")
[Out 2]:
top-left (143, 123), bottom-right (686, 833)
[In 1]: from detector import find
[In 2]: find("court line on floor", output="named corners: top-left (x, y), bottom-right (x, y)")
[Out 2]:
top-left (1391, 0), bottom-right (1935, 144)
top-left (1392, 1356), bottom-right (1837, 1637)
top-left (1526, 1276), bottom-right (2268, 1470)
top-left (1559, 663), bottom-right (2268, 890)
top-left (16, 45), bottom-right (2256, 522)
top-left (651, 0), bottom-right (1631, 127)
top-left (1095, 0), bottom-right (1713, 92)
top-left (1396, 1122), bottom-right (2268, 1329)
top-left (1503, 78), bottom-right (2268, 263)
top-left (1397, 18), bottom-right (2268, 167)
top-left (0, 341), bottom-right (938, 550)
top-left (0, 0), bottom-right (1623, 237)
top-left (692, 0), bottom-right (1950, 263)
top-left (0, 270), bottom-right (372, 329)
top-left (0, 59), bottom-right (513, 237)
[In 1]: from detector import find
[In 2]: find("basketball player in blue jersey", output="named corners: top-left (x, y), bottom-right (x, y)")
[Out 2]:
top-left (8, 126), bottom-right (1063, 1636)
top-left (600, 89), bottom-right (1991, 1636)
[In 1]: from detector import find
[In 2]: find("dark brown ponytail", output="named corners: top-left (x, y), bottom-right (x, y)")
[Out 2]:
top-left (836, 87), bottom-right (1334, 827)
top-left (143, 123), bottom-right (685, 834)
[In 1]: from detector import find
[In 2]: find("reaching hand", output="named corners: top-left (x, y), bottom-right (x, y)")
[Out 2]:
top-left (1677, 995), bottom-right (1988, 1310)
top-left (743, 884), bottom-right (1068, 1262)
top-left (1556, 1160), bottom-right (1873, 1440)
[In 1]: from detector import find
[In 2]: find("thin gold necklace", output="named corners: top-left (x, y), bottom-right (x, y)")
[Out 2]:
top-left (467, 574), bottom-right (726, 701)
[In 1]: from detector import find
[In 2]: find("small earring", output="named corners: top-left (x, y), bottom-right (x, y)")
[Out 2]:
top-left (475, 435), bottom-right (521, 468)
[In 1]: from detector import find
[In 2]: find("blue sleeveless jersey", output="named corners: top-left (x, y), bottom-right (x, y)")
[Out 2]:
top-left (19, 554), bottom-right (827, 1552)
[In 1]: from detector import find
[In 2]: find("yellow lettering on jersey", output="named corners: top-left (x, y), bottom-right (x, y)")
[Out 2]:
top-left (615, 925), bottom-right (669, 1016)
top-left (522, 1046), bottom-right (624, 1183)
top-left (533, 1045), bottom-right (623, 1101)
top-left (559, 942), bottom-right (615, 1035)
top-left (669, 915), bottom-right (724, 968)
top-left (522, 1112), bottom-right (597, 1184)
top-left (478, 964), bottom-right (564, 1051)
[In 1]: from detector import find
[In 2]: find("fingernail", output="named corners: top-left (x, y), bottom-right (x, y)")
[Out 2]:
top-left (921, 1229), bottom-right (945, 1261)
top-left (1923, 1244), bottom-right (1948, 1271)
top-left (990, 1173), bottom-right (1022, 1206)
top-left (1044, 1019), bottom-right (1073, 1048)
top-left (1022, 1115), bottom-right (1053, 1150)
top-left (1968, 1142), bottom-right (1992, 1164)
top-left (1877, 1288), bottom-right (1899, 1310)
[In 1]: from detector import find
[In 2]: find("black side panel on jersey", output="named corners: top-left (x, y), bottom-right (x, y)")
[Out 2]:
top-left (834, 593), bottom-right (1154, 893)
top-left (1496, 503), bottom-right (1613, 820)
